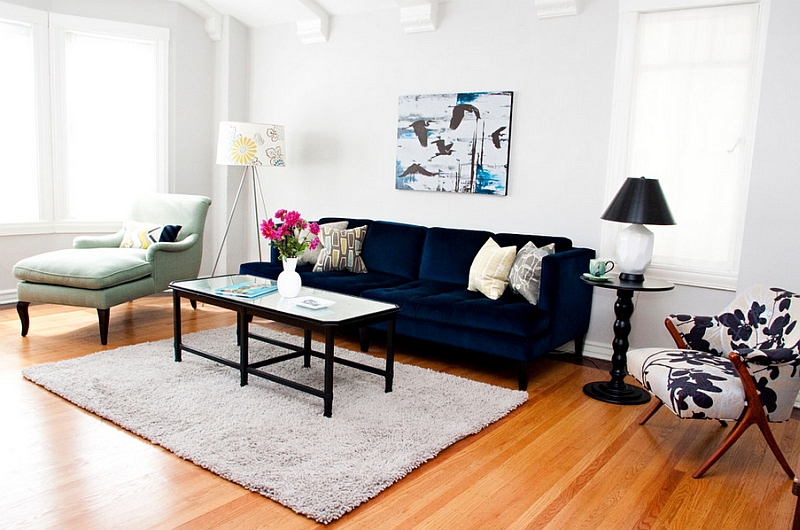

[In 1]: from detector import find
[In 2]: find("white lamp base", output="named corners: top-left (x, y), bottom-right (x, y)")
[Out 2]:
top-left (616, 223), bottom-right (654, 282)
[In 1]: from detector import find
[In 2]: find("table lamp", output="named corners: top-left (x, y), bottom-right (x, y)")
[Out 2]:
top-left (601, 176), bottom-right (675, 282)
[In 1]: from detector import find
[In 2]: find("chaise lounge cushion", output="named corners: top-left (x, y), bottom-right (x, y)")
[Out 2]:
top-left (13, 248), bottom-right (152, 290)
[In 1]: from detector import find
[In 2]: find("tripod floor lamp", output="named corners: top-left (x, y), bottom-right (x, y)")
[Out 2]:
top-left (212, 121), bottom-right (286, 276)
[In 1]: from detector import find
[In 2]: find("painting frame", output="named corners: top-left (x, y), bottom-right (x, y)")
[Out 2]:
top-left (395, 91), bottom-right (513, 195)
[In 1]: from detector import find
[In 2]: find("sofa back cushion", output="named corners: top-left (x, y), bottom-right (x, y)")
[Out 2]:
top-left (360, 221), bottom-right (428, 279)
top-left (494, 233), bottom-right (572, 253)
top-left (419, 227), bottom-right (494, 285)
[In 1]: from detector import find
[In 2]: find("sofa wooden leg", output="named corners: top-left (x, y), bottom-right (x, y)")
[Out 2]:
top-left (574, 334), bottom-right (586, 359)
top-left (97, 308), bottom-right (110, 345)
top-left (17, 301), bottom-right (30, 337)
top-left (359, 327), bottom-right (370, 352)
top-left (518, 362), bottom-right (529, 391)
top-left (190, 299), bottom-right (197, 310)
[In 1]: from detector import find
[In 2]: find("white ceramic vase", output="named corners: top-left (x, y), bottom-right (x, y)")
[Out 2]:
top-left (277, 257), bottom-right (302, 298)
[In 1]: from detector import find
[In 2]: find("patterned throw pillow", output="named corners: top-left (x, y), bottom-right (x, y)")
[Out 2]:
top-left (467, 238), bottom-right (516, 300)
top-left (119, 221), bottom-right (181, 249)
top-left (507, 241), bottom-right (555, 305)
top-left (297, 221), bottom-right (348, 266)
top-left (313, 225), bottom-right (369, 273)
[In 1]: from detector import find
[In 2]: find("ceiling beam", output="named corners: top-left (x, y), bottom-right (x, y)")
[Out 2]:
top-left (174, 0), bottom-right (223, 41)
top-left (294, 0), bottom-right (330, 44)
top-left (395, 0), bottom-right (437, 33)
top-left (534, 0), bottom-right (580, 19)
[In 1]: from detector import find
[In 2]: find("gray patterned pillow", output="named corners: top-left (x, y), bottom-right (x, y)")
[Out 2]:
top-left (297, 221), bottom-right (348, 266)
top-left (507, 242), bottom-right (555, 304)
top-left (313, 225), bottom-right (368, 273)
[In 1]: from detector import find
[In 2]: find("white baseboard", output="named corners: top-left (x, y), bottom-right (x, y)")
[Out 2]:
top-left (0, 289), bottom-right (17, 305)
top-left (581, 339), bottom-right (612, 362)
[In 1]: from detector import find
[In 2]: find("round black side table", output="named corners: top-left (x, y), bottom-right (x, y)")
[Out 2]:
top-left (581, 275), bottom-right (674, 405)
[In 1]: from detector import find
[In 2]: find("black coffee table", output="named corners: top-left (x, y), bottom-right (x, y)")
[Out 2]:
top-left (170, 274), bottom-right (400, 417)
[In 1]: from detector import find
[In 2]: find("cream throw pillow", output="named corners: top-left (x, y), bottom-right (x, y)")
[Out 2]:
top-left (467, 238), bottom-right (516, 300)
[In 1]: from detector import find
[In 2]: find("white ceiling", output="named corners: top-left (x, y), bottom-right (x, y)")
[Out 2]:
top-left (202, 0), bottom-right (462, 28)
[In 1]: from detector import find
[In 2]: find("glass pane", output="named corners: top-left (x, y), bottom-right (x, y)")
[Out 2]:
top-left (63, 31), bottom-right (159, 221)
top-left (0, 20), bottom-right (39, 223)
top-left (626, 4), bottom-right (760, 275)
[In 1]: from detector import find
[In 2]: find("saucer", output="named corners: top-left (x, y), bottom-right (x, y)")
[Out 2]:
top-left (582, 272), bottom-right (612, 282)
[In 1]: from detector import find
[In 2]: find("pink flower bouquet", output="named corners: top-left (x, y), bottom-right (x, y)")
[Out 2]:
top-left (260, 209), bottom-right (320, 261)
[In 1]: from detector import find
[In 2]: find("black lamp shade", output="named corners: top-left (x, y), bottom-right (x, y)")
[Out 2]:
top-left (601, 177), bottom-right (675, 225)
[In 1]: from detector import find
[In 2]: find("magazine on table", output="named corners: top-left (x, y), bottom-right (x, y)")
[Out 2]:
top-left (215, 280), bottom-right (277, 298)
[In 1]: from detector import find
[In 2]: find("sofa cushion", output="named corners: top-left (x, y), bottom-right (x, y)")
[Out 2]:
top-left (313, 225), bottom-right (368, 273)
top-left (299, 270), bottom-right (409, 296)
top-left (467, 238), bottom-right (516, 300)
top-left (360, 221), bottom-right (428, 279)
top-left (419, 227), bottom-right (494, 284)
top-left (13, 248), bottom-right (152, 290)
top-left (297, 221), bottom-right (348, 266)
top-left (508, 242), bottom-right (555, 305)
top-left (363, 280), bottom-right (548, 339)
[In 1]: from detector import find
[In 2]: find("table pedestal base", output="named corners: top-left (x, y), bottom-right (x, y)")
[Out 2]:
top-left (583, 381), bottom-right (650, 405)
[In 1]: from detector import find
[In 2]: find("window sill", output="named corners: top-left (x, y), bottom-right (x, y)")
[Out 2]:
top-left (0, 221), bottom-right (121, 237)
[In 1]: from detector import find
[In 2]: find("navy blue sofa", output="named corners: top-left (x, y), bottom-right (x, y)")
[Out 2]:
top-left (240, 217), bottom-right (595, 390)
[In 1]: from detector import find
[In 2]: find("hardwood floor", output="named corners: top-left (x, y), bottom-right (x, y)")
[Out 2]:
top-left (2, 295), bottom-right (797, 529)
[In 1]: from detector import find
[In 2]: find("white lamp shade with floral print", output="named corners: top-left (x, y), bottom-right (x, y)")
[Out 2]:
top-left (216, 121), bottom-right (286, 167)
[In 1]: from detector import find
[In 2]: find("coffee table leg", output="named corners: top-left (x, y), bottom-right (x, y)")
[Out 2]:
top-left (239, 308), bottom-right (249, 386)
top-left (385, 318), bottom-right (395, 393)
top-left (303, 329), bottom-right (312, 368)
top-left (173, 290), bottom-right (182, 362)
top-left (324, 327), bottom-right (335, 417)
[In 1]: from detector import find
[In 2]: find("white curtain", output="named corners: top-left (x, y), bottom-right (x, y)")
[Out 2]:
top-left (0, 19), bottom-right (39, 223)
top-left (622, 3), bottom-right (761, 280)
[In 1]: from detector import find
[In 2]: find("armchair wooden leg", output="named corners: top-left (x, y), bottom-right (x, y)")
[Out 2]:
top-left (97, 308), bottom-right (110, 346)
top-left (638, 399), bottom-right (662, 425)
top-left (17, 301), bottom-right (30, 337)
top-left (694, 352), bottom-right (795, 479)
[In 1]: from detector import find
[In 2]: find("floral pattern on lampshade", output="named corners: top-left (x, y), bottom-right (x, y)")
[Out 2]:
top-left (217, 122), bottom-right (285, 167)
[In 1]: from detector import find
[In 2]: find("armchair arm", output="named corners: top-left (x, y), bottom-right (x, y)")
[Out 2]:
top-left (145, 233), bottom-right (199, 260)
top-left (145, 233), bottom-right (202, 291)
top-left (665, 314), bottom-right (725, 355)
top-left (729, 348), bottom-right (800, 423)
top-left (73, 229), bottom-right (125, 249)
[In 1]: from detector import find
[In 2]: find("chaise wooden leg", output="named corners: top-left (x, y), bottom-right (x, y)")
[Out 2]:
top-left (97, 308), bottom-right (110, 345)
top-left (17, 301), bottom-right (30, 337)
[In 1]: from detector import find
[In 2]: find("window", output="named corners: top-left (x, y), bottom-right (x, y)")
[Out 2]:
top-left (604, 0), bottom-right (769, 290)
top-left (0, 4), bottom-right (168, 233)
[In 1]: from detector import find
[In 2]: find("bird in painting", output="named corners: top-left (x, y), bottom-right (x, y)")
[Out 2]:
top-left (431, 139), bottom-right (454, 157)
top-left (449, 104), bottom-right (481, 129)
top-left (490, 126), bottom-right (507, 148)
top-left (410, 120), bottom-right (431, 147)
top-left (401, 163), bottom-right (437, 177)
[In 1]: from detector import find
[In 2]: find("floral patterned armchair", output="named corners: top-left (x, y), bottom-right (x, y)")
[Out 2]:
top-left (626, 284), bottom-right (800, 479)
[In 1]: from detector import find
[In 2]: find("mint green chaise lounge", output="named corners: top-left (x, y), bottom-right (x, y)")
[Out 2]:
top-left (13, 193), bottom-right (211, 345)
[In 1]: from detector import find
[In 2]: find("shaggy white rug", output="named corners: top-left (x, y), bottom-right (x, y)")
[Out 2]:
top-left (22, 326), bottom-right (527, 524)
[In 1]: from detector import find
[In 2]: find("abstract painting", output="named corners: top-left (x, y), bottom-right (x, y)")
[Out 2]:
top-left (396, 91), bottom-right (513, 195)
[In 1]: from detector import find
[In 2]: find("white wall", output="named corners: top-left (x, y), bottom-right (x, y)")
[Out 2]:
top-left (247, 0), bottom-right (800, 356)
top-left (0, 0), bottom-right (218, 302)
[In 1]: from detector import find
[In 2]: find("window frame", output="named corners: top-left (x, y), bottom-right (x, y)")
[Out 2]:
top-left (0, 3), bottom-right (169, 236)
top-left (603, 0), bottom-right (771, 291)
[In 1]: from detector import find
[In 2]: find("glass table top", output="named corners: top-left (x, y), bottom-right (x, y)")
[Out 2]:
top-left (171, 274), bottom-right (399, 324)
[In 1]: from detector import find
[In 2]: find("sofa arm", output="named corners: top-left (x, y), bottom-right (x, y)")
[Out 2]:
top-left (73, 229), bottom-right (125, 249)
top-left (537, 247), bottom-right (595, 349)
